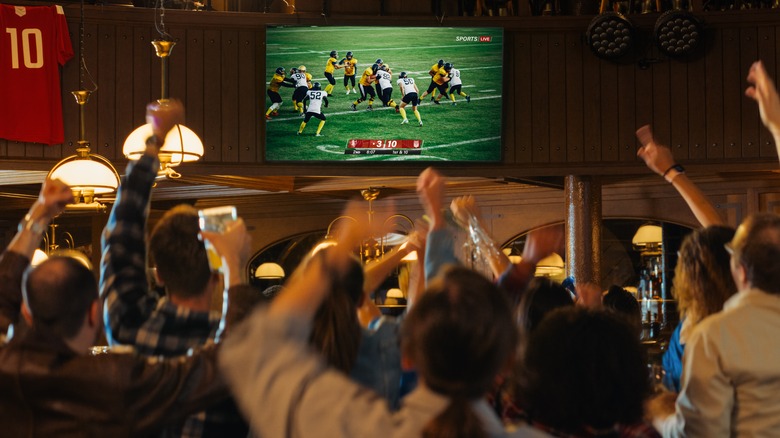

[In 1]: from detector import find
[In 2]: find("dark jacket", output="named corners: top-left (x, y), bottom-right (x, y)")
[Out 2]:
top-left (0, 250), bottom-right (231, 437)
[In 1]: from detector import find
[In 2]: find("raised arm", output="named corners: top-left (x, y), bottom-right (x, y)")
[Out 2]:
top-left (0, 179), bottom-right (73, 332)
top-left (417, 167), bottom-right (461, 283)
top-left (101, 100), bottom-right (184, 346)
top-left (746, 60), bottom-right (780, 162)
top-left (636, 125), bottom-right (724, 228)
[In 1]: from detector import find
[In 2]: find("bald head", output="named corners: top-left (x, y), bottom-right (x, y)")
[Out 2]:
top-left (23, 256), bottom-right (97, 338)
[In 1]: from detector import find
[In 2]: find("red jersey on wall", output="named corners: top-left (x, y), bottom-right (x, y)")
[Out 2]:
top-left (0, 5), bottom-right (73, 145)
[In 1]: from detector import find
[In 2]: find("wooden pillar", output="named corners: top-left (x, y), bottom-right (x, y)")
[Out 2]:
top-left (564, 175), bottom-right (601, 285)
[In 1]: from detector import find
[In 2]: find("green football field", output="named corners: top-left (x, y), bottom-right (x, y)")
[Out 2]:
top-left (264, 26), bottom-right (504, 162)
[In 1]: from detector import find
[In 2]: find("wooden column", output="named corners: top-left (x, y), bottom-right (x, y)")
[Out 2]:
top-left (564, 175), bottom-right (601, 285)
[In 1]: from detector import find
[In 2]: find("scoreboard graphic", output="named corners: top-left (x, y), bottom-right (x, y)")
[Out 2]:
top-left (344, 139), bottom-right (423, 156)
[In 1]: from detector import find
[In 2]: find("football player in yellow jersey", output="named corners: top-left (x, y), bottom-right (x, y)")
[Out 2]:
top-left (431, 63), bottom-right (453, 105)
top-left (338, 51), bottom-right (358, 94)
top-left (323, 50), bottom-right (342, 96)
top-left (265, 66), bottom-right (295, 120)
top-left (419, 59), bottom-right (445, 102)
top-left (350, 63), bottom-right (377, 111)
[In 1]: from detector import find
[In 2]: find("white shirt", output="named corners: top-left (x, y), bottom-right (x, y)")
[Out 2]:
top-left (659, 288), bottom-right (780, 437)
top-left (376, 70), bottom-right (392, 90)
top-left (292, 72), bottom-right (309, 88)
top-left (397, 77), bottom-right (417, 96)
top-left (305, 89), bottom-right (325, 114)
top-left (450, 68), bottom-right (463, 86)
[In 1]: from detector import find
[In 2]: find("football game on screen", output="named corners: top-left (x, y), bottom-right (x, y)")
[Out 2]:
top-left (264, 26), bottom-right (504, 162)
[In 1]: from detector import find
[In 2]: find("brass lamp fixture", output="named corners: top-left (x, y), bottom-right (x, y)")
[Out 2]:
top-left (324, 188), bottom-right (414, 264)
top-left (122, 25), bottom-right (203, 178)
top-left (48, 2), bottom-right (119, 211)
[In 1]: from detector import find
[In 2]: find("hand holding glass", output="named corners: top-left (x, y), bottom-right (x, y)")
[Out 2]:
top-left (198, 206), bottom-right (237, 271)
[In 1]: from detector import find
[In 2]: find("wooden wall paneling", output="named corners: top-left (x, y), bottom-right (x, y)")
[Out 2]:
top-left (330, 0), bottom-right (378, 15)
top-left (132, 27), bottom-right (154, 129)
top-left (531, 33), bottom-right (550, 163)
top-left (548, 33), bottom-right (567, 164)
top-left (599, 61), bottom-right (619, 162)
top-left (739, 27), bottom-right (759, 158)
top-left (635, 60), bottom-right (653, 162)
top-left (114, 25), bottom-right (134, 161)
top-left (221, 30), bottom-right (240, 162)
top-left (97, 24), bottom-right (117, 161)
top-left (56, 22), bottom-right (81, 159)
top-left (687, 49), bottom-right (706, 161)
top-left (237, 30), bottom-right (257, 164)
top-left (705, 27), bottom-right (724, 160)
top-left (721, 27), bottom-right (741, 159)
top-left (501, 31), bottom-right (523, 163)
top-left (82, 23), bottom-right (99, 158)
top-left (760, 192), bottom-right (780, 215)
top-left (514, 32), bottom-right (532, 164)
top-left (720, 194), bottom-right (746, 226)
top-left (582, 53), bottom-right (601, 162)
top-left (203, 29), bottom-right (222, 162)
top-left (168, 28), bottom-right (187, 102)
top-left (650, 60), bottom-right (671, 157)
top-left (757, 26), bottom-right (776, 158)
top-left (565, 32), bottom-right (583, 163)
top-left (185, 28), bottom-right (205, 153)
top-left (669, 59), bottom-right (689, 161)
top-left (616, 61), bottom-right (635, 162)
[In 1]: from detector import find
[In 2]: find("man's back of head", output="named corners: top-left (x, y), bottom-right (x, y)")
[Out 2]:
top-left (24, 256), bottom-right (97, 340)
top-left (731, 213), bottom-right (780, 295)
top-left (149, 204), bottom-right (212, 298)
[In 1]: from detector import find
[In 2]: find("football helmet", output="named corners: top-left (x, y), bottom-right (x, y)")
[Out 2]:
top-left (330, 50), bottom-right (337, 58)
top-left (443, 62), bottom-right (452, 71)
top-left (312, 82), bottom-right (321, 90)
top-left (437, 59), bottom-right (444, 67)
top-left (275, 66), bottom-right (285, 75)
top-left (298, 65), bottom-right (307, 72)
top-left (399, 71), bottom-right (407, 78)
top-left (371, 63), bottom-right (379, 73)
top-left (376, 58), bottom-right (383, 64)
top-left (346, 51), bottom-right (353, 59)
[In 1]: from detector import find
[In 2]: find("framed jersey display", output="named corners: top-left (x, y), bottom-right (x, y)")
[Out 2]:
top-left (0, 5), bottom-right (73, 145)
top-left (264, 26), bottom-right (504, 163)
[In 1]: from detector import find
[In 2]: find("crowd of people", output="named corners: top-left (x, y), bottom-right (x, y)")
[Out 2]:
top-left (1, 59), bottom-right (780, 437)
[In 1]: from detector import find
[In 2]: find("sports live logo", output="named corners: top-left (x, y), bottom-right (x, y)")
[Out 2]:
top-left (455, 35), bottom-right (493, 42)
top-left (479, 36), bottom-right (492, 42)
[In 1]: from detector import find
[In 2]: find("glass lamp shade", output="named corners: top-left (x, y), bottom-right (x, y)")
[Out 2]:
top-left (632, 224), bottom-right (663, 250)
top-left (123, 123), bottom-right (204, 166)
top-left (254, 262), bottom-right (285, 279)
top-left (535, 252), bottom-right (565, 277)
top-left (31, 249), bottom-right (49, 267)
top-left (48, 155), bottom-right (120, 195)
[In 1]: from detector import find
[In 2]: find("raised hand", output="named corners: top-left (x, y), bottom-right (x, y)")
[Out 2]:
top-left (146, 99), bottom-right (185, 144)
top-left (746, 60), bottom-right (780, 139)
top-left (416, 167), bottom-right (446, 230)
top-left (521, 224), bottom-right (564, 266)
top-left (37, 178), bottom-right (74, 220)
top-left (636, 125), bottom-right (675, 176)
top-left (450, 195), bottom-right (482, 228)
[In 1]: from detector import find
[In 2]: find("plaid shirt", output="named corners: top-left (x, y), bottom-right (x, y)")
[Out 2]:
top-left (101, 153), bottom-right (247, 438)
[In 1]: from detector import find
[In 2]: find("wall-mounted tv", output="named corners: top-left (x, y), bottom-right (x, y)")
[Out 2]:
top-left (264, 26), bottom-right (504, 162)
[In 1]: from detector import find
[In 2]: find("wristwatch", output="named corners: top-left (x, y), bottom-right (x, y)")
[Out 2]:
top-left (18, 213), bottom-right (47, 235)
top-left (663, 164), bottom-right (685, 183)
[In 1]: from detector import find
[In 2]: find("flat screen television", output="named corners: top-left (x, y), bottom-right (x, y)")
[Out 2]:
top-left (264, 26), bottom-right (504, 162)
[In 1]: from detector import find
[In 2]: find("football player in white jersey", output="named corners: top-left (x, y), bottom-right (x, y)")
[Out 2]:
top-left (291, 65), bottom-right (313, 115)
top-left (396, 72), bottom-right (423, 126)
top-left (298, 82), bottom-right (329, 136)
top-left (447, 65), bottom-right (471, 105)
top-left (375, 65), bottom-right (399, 112)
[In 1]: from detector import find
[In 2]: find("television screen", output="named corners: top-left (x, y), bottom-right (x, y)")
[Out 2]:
top-left (264, 26), bottom-right (504, 162)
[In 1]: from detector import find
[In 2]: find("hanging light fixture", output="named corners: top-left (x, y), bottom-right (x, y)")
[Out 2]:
top-left (122, 4), bottom-right (203, 179)
top-left (48, 0), bottom-right (119, 210)
top-left (254, 262), bottom-right (286, 279)
top-left (587, 12), bottom-right (634, 60)
top-left (323, 188), bottom-right (414, 265)
top-left (632, 223), bottom-right (663, 252)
